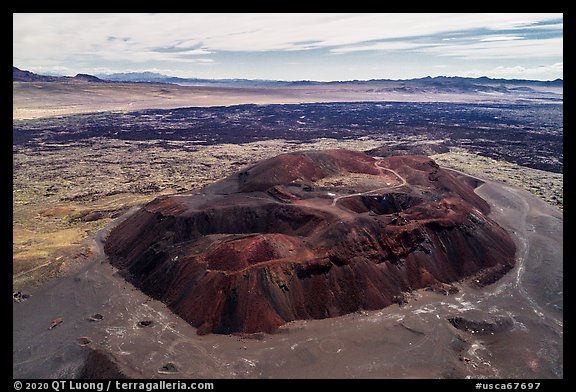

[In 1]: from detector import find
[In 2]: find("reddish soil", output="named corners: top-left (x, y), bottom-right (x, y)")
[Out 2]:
top-left (104, 150), bottom-right (516, 334)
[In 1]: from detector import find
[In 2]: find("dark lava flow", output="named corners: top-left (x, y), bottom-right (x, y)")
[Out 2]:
top-left (13, 101), bottom-right (563, 173)
top-left (104, 150), bottom-right (516, 334)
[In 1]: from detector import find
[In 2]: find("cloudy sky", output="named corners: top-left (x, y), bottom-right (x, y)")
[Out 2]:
top-left (13, 13), bottom-right (563, 81)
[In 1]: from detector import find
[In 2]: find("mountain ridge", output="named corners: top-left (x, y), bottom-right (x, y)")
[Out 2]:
top-left (96, 71), bottom-right (563, 87)
top-left (13, 66), bottom-right (106, 83)
top-left (13, 66), bottom-right (562, 88)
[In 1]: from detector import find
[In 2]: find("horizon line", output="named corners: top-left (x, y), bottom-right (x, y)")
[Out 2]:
top-left (13, 66), bottom-right (563, 84)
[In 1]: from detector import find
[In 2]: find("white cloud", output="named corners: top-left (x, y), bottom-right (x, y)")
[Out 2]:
top-left (479, 35), bottom-right (525, 42)
top-left (462, 62), bottom-right (563, 80)
top-left (14, 13), bottom-right (562, 55)
top-left (421, 37), bottom-right (562, 60)
top-left (13, 13), bottom-right (563, 80)
top-left (330, 41), bottom-right (438, 54)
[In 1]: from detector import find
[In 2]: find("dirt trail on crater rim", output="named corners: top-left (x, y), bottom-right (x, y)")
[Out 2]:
top-left (13, 150), bottom-right (562, 379)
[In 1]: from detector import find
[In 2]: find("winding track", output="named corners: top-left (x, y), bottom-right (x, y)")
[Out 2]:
top-left (331, 159), bottom-right (408, 206)
top-left (444, 167), bottom-right (562, 330)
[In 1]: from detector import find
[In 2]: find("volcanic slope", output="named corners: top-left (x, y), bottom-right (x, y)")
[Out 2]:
top-left (105, 149), bottom-right (516, 334)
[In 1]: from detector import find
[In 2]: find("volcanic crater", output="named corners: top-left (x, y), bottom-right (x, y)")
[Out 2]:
top-left (105, 149), bottom-right (516, 334)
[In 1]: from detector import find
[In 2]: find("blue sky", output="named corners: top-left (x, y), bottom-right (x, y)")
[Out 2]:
top-left (13, 13), bottom-right (563, 81)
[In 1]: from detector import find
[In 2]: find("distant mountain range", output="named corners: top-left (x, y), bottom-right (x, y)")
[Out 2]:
top-left (94, 71), bottom-right (301, 87)
top-left (13, 66), bottom-right (104, 83)
top-left (95, 71), bottom-right (563, 88)
top-left (14, 66), bottom-right (563, 88)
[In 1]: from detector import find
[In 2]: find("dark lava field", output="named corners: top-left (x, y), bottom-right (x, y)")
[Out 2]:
top-left (13, 101), bottom-right (563, 173)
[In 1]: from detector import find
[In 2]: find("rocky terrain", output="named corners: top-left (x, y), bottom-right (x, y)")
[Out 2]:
top-left (430, 149), bottom-right (562, 210)
top-left (14, 101), bottom-right (562, 173)
top-left (13, 136), bottom-right (561, 292)
top-left (104, 150), bottom-right (516, 334)
top-left (12, 137), bottom-right (382, 291)
top-left (13, 93), bottom-right (562, 291)
top-left (13, 75), bottom-right (563, 379)
top-left (14, 165), bottom-right (562, 379)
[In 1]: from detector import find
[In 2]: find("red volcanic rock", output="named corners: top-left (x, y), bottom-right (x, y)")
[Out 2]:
top-left (105, 149), bottom-right (516, 334)
top-left (235, 149), bottom-right (381, 192)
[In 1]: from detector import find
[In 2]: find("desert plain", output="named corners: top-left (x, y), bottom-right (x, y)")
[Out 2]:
top-left (13, 78), bottom-right (562, 379)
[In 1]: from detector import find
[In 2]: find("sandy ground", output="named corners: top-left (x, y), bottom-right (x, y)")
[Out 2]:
top-left (13, 82), bottom-right (561, 120)
top-left (13, 173), bottom-right (562, 379)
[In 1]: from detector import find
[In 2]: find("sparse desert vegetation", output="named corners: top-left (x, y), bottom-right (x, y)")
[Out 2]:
top-left (13, 136), bottom-right (562, 290)
top-left (12, 137), bottom-right (384, 290)
top-left (12, 80), bottom-right (563, 296)
top-left (431, 149), bottom-right (563, 211)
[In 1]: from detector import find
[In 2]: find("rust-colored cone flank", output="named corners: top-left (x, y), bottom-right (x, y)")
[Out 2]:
top-left (105, 150), bottom-right (516, 334)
